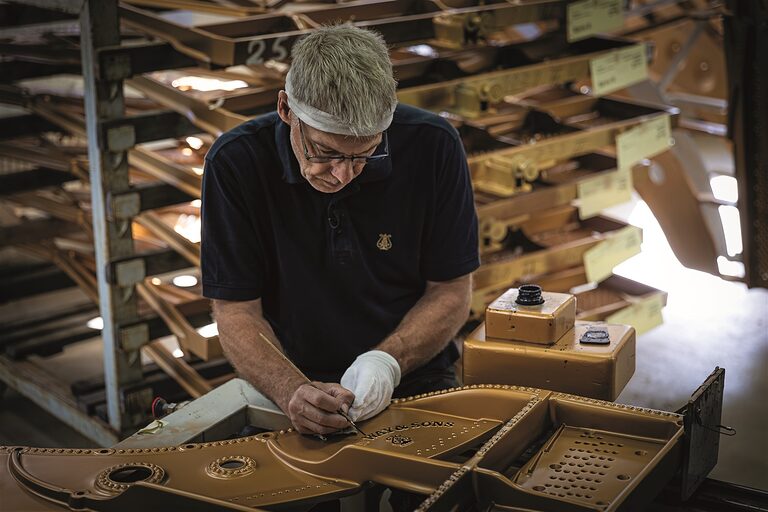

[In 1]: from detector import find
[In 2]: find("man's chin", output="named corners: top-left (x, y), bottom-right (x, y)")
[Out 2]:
top-left (308, 179), bottom-right (346, 193)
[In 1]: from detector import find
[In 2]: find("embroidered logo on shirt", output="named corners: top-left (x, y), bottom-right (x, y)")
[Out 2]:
top-left (377, 233), bottom-right (392, 251)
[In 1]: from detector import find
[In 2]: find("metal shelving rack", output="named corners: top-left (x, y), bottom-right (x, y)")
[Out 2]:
top-left (79, 0), bottom-right (146, 436)
top-left (0, 0), bottom-right (730, 446)
top-left (0, 0), bottom-right (205, 443)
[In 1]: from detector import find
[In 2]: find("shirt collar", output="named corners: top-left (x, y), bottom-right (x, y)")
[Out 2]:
top-left (275, 118), bottom-right (392, 185)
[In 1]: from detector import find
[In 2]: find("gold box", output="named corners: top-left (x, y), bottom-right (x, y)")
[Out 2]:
top-left (463, 320), bottom-right (635, 400)
top-left (485, 287), bottom-right (576, 344)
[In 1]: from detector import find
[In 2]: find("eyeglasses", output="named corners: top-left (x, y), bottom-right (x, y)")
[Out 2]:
top-left (298, 119), bottom-right (389, 164)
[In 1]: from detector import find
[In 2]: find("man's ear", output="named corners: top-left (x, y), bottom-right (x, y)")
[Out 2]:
top-left (277, 91), bottom-right (291, 124)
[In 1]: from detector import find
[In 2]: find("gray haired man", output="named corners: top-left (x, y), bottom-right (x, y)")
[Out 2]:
top-left (201, 25), bottom-right (479, 435)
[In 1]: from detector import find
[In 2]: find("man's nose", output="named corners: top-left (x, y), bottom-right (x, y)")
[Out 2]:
top-left (330, 159), bottom-right (356, 185)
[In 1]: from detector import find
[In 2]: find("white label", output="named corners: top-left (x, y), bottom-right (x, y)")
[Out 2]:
top-left (584, 225), bottom-right (642, 283)
top-left (568, 0), bottom-right (624, 42)
top-left (616, 114), bottom-right (673, 170)
top-left (590, 44), bottom-right (648, 96)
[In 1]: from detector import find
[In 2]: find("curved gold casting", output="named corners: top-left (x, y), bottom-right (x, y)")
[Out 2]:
top-left (1, 385), bottom-right (684, 512)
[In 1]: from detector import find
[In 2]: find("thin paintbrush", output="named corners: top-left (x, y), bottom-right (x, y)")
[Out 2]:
top-left (257, 332), bottom-right (366, 435)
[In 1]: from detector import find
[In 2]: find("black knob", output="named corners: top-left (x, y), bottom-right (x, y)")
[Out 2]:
top-left (516, 284), bottom-right (544, 305)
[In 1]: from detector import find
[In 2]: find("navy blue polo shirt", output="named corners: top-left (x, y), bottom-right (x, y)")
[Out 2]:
top-left (201, 104), bottom-right (479, 382)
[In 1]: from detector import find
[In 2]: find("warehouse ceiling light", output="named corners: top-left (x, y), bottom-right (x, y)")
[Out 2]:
top-left (171, 76), bottom-right (248, 92)
top-left (86, 317), bottom-right (103, 330)
top-left (185, 136), bottom-right (204, 150)
top-left (172, 275), bottom-right (198, 288)
top-left (197, 323), bottom-right (218, 338)
top-left (173, 213), bottom-right (201, 243)
top-left (405, 44), bottom-right (437, 58)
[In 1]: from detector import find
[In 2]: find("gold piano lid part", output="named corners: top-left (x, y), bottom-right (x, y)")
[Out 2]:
top-left (485, 285), bottom-right (576, 344)
top-left (1, 385), bottom-right (683, 512)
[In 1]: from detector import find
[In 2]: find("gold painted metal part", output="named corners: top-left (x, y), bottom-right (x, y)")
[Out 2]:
top-left (398, 41), bottom-right (643, 117)
top-left (468, 103), bottom-right (678, 197)
top-left (137, 280), bottom-right (221, 362)
top-left (463, 321), bottom-right (636, 401)
top-left (476, 153), bottom-right (620, 254)
top-left (128, 75), bottom-right (248, 138)
top-left (472, 215), bottom-right (632, 316)
top-left (513, 423), bottom-right (670, 506)
top-left (123, 0), bottom-right (285, 17)
top-left (135, 211), bottom-right (200, 267)
top-left (432, 1), bottom-right (564, 49)
top-left (120, 0), bottom-right (567, 67)
top-left (0, 385), bottom-right (684, 511)
top-left (19, 92), bottom-right (204, 197)
top-left (485, 287), bottom-right (576, 344)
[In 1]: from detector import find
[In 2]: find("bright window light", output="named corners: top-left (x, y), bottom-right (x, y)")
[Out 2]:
top-left (171, 76), bottom-right (248, 92)
top-left (190, 199), bottom-right (202, 208)
top-left (710, 175), bottom-right (738, 203)
top-left (717, 205), bottom-right (743, 257)
top-left (86, 316), bottom-right (104, 330)
top-left (717, 256), bottom-right (745, 278)
top-left (172, 348), bottom-right (185, 358)
top-left (172, 274), bottom-right (198, 288)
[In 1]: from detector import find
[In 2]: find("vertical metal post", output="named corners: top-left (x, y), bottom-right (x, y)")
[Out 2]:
top-left (723, 0), bottom-right (768, 288)
top-left (80, 0), bottom-right (146, 434)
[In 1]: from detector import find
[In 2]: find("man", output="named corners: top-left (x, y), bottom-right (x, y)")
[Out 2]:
top-left (201, 25), bottom-right (479, 435)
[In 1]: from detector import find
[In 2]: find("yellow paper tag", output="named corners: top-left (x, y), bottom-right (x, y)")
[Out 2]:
top-left (577, 167), bottom-right (632, 219)
top-left (606, 292), bottom-right (665, 335)
top-left (616, 114), bottom-right (672, 170)
top-left (568, 0), bottom-right (624, 42)
top-left (584, 225), bottom-right (642, 283)
top-left (590, 44), bottom-right (648, 96)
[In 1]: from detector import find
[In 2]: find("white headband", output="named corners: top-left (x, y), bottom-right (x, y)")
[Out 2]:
top-left (284, 70), bottom-right (393, 137)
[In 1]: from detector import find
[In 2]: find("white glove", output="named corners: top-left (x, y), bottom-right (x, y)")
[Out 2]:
top-left (340, 350), bottom-right (401, 421)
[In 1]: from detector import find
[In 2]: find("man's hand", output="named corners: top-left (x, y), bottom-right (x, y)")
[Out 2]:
top-left (340, 350), bottom-right (401, 421)
top-left (287, 381), bottom-right (355, 435)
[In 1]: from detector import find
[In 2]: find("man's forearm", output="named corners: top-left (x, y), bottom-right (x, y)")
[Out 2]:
top-left (376, 274), bottom-right (472, 375)
top-left (212, 301), bottom-right (305, 412)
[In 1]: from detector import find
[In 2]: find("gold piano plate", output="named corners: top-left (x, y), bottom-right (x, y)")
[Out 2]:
top-left (1, 385), bottom-right (685, 511)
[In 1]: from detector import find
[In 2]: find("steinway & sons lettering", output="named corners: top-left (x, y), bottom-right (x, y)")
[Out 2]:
top-left (363, 421), bottom-right (455, 440)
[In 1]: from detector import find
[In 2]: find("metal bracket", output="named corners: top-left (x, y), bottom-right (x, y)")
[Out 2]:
top-left (100, 51), bottom-right (132, 82)
top-left (579, 327), bottom-right (611, 345)
top-left (106, 124), bottom-right (136, 153)
top-left (113, 258), bottom-right (146, 287)
top-left (119, 323), bottom-right (150, 352)
top-left (109, 191), bottom-right (141, 220)
top-left (679, 366), bottom-right (729, 501)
